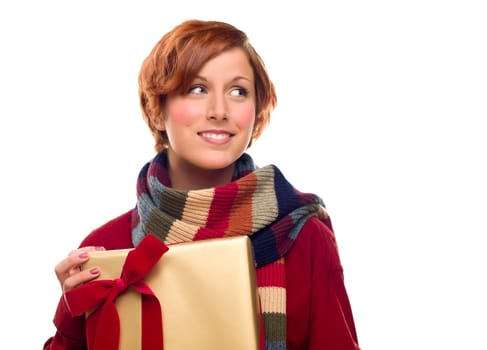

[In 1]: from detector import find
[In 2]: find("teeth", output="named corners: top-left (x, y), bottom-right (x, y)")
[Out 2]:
top-left (200, 133), bottom-right (230, 140)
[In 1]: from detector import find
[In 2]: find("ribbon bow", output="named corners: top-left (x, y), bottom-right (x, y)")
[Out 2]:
top-left (65, 234), bottom-right (169, 350)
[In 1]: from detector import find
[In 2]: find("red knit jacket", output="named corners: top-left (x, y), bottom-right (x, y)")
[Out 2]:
top-left (43, 210), bottom-right (360, 350)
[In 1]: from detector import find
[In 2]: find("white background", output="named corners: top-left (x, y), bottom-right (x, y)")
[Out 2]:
top-left (1, 1), bottom-right (486, 349)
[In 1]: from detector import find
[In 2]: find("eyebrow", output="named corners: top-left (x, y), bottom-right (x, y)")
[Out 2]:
top-left (194, 75), bottom-right (253, 83)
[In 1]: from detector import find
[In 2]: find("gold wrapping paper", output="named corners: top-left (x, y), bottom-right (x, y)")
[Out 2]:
top-left (82, 236), bottom-right (260, 350)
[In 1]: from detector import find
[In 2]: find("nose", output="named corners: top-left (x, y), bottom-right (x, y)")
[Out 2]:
top-left (207, 93), bottom-right (228, 120)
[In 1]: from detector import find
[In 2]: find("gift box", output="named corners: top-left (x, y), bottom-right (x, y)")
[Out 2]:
top-left (67, 235), bottom-right (261, 350)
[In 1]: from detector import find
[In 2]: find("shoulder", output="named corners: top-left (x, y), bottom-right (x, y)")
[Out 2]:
top-left (287, 217), bottom-right (343, 272)
top-left (79, 210), bottom-right (134, 249)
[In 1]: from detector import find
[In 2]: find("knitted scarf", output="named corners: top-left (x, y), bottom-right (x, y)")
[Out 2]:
top-left (131, 151), bottom-right (330, 350)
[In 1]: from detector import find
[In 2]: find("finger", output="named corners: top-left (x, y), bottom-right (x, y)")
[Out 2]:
top-left (55, 246), bottom-right (105, 286)
top-left (62, 266), bottom-right (102, 293)
top-left (55, 251), bottom-right (88, 282)
top-left (67, 246), bottom-right (105, 257)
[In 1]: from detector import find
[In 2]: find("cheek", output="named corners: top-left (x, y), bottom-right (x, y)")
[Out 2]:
top-left (233, 104), bottom-right (256, 129)
top-left (166, 100), bottom-right (200, 126)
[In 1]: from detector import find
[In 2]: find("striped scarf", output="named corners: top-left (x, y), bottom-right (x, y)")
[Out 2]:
top-left (131, 151), bottom-right (330, 350)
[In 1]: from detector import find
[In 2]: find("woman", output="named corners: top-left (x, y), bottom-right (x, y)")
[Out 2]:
top-left (44, 19), bottom-right (360, 350)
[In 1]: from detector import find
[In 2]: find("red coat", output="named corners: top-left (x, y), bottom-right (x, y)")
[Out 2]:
top-left (44, 210), bottom-right (360, 350)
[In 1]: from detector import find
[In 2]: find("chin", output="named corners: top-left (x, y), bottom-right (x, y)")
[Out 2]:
top-left (198, 153), bottom-right (242, 171)
top-left (200, 159), bottom-right (235, 171)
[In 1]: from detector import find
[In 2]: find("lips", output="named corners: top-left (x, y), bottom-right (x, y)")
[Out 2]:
top-left (197, 130), bottom-right (235, 143)
top-left (199, 132), bottom-right (232, 140)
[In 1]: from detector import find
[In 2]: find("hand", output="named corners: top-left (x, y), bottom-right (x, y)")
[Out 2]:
top-left (55, 246), bottom-right (105, 293)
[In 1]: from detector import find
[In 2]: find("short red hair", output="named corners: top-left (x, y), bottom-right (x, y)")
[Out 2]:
top-left (138, 19), bottom-right (277, 152)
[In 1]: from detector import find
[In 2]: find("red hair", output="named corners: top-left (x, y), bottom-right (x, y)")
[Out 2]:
top-left (138, 19), bottom-right (277, 152)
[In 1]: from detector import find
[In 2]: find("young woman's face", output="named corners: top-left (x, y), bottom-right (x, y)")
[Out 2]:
top-left (160, 47), bottom-right (256, 177)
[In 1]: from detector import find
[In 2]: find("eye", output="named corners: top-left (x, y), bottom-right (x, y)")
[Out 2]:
top-left (230, 87), bottom-right (248, 97)
top-left (188, 85), bottom-right (206, 94)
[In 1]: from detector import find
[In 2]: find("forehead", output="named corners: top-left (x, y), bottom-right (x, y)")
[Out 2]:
top-left (196, 48), bottom-right (254, 81)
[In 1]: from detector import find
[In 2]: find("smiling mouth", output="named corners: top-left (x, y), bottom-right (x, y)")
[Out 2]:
top-left (198, 132), bottom-right (234, 140)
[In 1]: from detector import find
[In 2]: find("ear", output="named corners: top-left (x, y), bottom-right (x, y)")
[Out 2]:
top-left (151, 114), bottom-right (166, 131)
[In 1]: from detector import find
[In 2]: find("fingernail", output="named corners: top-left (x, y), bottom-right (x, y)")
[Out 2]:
top-left (79, 252), bottom-right (89, 259)
top-left (89, 267), bottom-right (100, 275)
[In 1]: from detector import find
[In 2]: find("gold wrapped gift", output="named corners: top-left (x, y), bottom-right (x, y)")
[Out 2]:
top-left (82, 236), bottom-right (260, 350)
